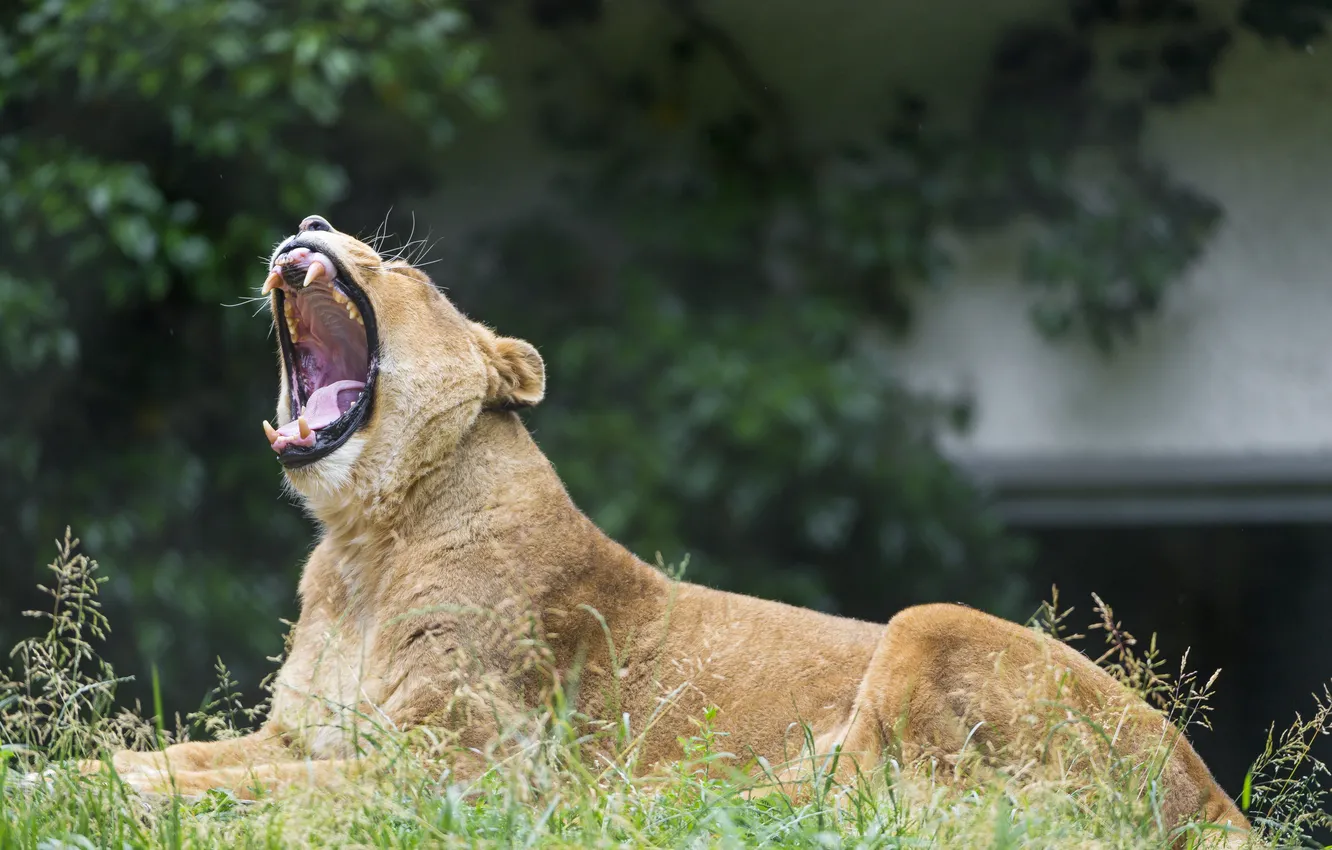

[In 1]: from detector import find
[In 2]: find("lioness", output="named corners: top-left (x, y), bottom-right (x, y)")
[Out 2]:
top-left (96, 215), bottom-right (1248, 841)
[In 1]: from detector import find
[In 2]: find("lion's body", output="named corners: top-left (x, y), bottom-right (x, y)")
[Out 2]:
top-left (97, 219), bottom-right (1248, 844)
top-left (266, 414), bottom-right (878, 768)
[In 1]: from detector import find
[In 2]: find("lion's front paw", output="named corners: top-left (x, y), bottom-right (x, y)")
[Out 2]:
top-left (118, 768), bottom-right (174, 796)
top-left (77, 758), bottom-right (105, 776)
top-left (72, 750), bottom-right (172, 796)
top-left (110, 750), bottom-right (168, 775)
top-left (20, 755), bottom-right (163, 795)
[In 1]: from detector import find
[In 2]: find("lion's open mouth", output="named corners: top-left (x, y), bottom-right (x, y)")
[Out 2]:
top-left (264, 242), bottom-right (379, 468)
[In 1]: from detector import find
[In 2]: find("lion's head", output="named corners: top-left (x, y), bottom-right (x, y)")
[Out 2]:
top-left (260, 215), bottom-right (544, 507)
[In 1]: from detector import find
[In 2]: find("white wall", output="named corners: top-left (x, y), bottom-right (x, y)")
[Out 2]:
top-left (913, 31), bottom-right (1332, 464)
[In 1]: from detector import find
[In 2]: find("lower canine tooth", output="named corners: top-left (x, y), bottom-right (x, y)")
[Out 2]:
top-left (262, 420), bottom-right (278, 443)
top-left (298, 417), bottom-right (312, 439)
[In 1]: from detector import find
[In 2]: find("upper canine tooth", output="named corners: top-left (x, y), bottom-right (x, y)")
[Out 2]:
top-left (302, 261), bottom-right (325, 289)
top-left (262, 269), bottom-right (282, 295)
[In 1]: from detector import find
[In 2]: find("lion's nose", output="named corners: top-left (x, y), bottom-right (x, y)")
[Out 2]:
top-left (299, 215), bottom-right (333, 233)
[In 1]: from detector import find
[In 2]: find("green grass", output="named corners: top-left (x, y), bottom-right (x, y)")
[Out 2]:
top-left (3, 532), bottom-right (1330, 849)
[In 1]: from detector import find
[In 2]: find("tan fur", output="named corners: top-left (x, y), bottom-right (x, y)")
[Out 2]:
top-left (95, 221), bottom-right (1249, 843)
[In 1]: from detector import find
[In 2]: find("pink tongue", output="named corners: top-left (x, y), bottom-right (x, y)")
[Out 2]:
top-left (302, 379), bottom-right (365, 429)
top-left (274, 380), bottom-right (366, 442)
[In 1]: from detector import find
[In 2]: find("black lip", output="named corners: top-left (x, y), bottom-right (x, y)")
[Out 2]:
top-left (272, 236), bottom-right (380, 470)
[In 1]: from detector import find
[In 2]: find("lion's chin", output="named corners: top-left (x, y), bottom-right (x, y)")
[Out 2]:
top-left (283, 434), bottom-right (367, 509)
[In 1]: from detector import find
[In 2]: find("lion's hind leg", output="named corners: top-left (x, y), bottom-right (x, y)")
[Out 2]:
top-left (830, 604), bottom-right (1249, 840)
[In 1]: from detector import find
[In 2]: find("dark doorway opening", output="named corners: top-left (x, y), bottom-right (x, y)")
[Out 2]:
top-left (1026, 523), bottom-right (1332, 804)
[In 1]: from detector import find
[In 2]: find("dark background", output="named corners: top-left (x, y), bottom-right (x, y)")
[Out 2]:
top-left (4, 0), bottom-right (1331, 804)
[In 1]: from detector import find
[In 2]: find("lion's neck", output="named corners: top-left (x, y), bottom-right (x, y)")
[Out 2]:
top-left (411, 410), bottom-right (575, 539)
top-left (302, 411), bottom-right (630, 606)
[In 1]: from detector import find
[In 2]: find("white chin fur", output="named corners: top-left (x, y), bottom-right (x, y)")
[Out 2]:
top-left (283, 434), bottom-right (365, 510)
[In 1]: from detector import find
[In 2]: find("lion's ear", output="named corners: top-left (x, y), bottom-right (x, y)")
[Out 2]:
top-left (474, 323), bottom-right (546, 409)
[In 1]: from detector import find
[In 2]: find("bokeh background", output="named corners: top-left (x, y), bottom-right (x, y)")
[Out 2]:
top-left (5, 0), bottom-right (1332, 801)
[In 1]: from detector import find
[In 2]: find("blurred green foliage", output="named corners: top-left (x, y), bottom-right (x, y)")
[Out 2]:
top-left (2, 0), bottom-right (1323, 718)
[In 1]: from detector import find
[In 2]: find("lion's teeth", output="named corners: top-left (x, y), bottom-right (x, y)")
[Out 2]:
top-left (298, 417), bottom-right (312, 439)
top-left (302, 261), bottom-right (325, 289)
top-left (282, 301), bottom-right (298, 340)
top-left (346, 303), bottom-right (363, 325)
top-left (262, 420), bottom-right (278, 443)
top-left (331, 289), bottom-right (347, 305)
top-left (262, 269), bottom-right (282, 295)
